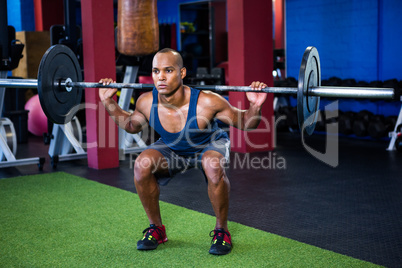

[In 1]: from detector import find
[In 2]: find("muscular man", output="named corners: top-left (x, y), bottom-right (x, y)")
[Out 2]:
top-left (99, 48), bottom-right (267, 255)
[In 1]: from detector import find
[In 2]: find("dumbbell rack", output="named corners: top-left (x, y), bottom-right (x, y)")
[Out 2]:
top-left (387, 96), bottom-right (402, 151)
top-left (0, 71), bottom-right (44, 169)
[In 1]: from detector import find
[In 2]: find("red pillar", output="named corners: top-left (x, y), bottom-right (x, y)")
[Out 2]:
top-left (33, 0), bottom-right (64, 31)
top-left (274, 0), bottom-right (285, 49)
top-left (81, 0), bottom-right (119, 169)
top-left (227, 0), bottom-right (274, 153)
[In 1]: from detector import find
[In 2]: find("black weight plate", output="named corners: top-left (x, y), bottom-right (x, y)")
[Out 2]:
top-left (297, 46), bottom-right (321, 135)
top-left (38, 45), bottom-right (82, 124)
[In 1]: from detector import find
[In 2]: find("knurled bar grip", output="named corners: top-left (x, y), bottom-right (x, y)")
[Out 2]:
top-left (0, 79), bottom-right (394, 99)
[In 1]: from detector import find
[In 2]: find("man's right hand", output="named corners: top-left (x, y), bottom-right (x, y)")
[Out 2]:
top-left (99, 78), bottom-right (117, 102)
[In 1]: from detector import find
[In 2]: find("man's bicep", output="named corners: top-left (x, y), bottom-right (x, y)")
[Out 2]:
top-left (126, 110), bottom-right (148, 133)
top-left (126, 92), bottom-right (151, 133)
top-left (214, 99), bottom-right (243, 127)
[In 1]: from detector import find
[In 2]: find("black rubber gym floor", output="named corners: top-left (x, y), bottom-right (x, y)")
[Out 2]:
top-left (1, 132), bottom-right (401, 267)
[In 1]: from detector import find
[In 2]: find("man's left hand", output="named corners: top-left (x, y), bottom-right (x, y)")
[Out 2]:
top-left (247, 81), bottom-right (268, 107)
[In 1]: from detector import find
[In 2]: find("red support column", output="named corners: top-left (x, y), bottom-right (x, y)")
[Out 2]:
top-left (33, 0), bottom-right (64, 31)
top-left (227, 0), bottom-right (274, 153)
top-left (274, 0), bottom-right (285, 49)
top-left (81, 0), bottom-right (119, 169)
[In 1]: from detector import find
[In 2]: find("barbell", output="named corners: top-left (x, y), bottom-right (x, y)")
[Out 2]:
top-left (0, 45), bottom-right (396, 135)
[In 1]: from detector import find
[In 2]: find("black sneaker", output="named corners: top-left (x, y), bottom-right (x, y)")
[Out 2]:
top-left (137, 224), bottom-right (168, 250)
top-left (209, 228), bottom-right (232, 255)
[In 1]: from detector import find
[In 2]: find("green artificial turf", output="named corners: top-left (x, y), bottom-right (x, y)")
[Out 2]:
top-left (0, 172), bottom-right (380, 267)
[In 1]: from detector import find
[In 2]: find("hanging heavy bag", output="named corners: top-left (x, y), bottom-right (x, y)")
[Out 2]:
top-left (117, 0), bottom-right (159, 56)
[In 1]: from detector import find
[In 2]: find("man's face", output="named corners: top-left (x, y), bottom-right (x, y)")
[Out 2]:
top-left (152, 52), bottom-right (186, 95)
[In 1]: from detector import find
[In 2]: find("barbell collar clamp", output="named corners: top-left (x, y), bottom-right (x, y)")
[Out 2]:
top-left (64, 78), bottom-right (73, 92)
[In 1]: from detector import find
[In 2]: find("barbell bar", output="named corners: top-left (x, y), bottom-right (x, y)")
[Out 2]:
top-left (0, 79), bottom-right (393, 97)
top-left (63, 82), bottom-right (395, 98)
top-left (0, 45), bottom-right (396, 135)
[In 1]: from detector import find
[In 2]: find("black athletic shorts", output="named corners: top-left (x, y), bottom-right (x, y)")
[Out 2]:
top-left (146, 137), bottom-right (230, 186)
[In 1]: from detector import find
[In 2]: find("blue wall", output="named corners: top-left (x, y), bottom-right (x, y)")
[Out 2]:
top-left (286, 0), bottom-right (402, 82)
top-left (378, 0), bottom-right (402, 80)
top-left (6, 0), bottom-right (35, 32)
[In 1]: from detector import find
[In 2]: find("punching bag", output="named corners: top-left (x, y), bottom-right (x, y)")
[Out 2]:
top-left (117, 0), bottom-right (159, 56)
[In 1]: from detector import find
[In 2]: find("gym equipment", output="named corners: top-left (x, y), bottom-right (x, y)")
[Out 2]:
top-left (313, 110), bottom-right (326, 132)
top-left (193, 67), bottom-right (225, 85)
top-left (0, 45), bottom-right (396, 134)
top-left (0, 117), bottom-right (16, 160)
top-left (274, 109), bottom-right (288, 132)
top-left (0, 70), bottom-right (45, 169)
top-left (394, 124), bottom-right (402, 152)
top-left (37, 45), bottom-right (83, 125)
top-left (48, 116), bottom-right (85, 168)
top-left (117, 65), bottom-right (147, 159)
top-left (322, 109), bottom-right (340, 130)
top-left (395, 134), bottom-right (402, 152)
top-left (325, 77), bottom-right (342, 86)
top-left (25, 94), bottom-right (48, 136)
top-left (387, 106), bottom-right (402, 151)
top-left (368, 115), bottom-right (388, 139)
top-left (274, 106), bottom-right (296, 132)
top-left (286, 107), bottom-right (299, 131)
top-left (341, 79), bottom-right (357, 87)
top-left (352, 110), bottom-right (373, 137)
top-left (339, 111), bottom-right (356, 135)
